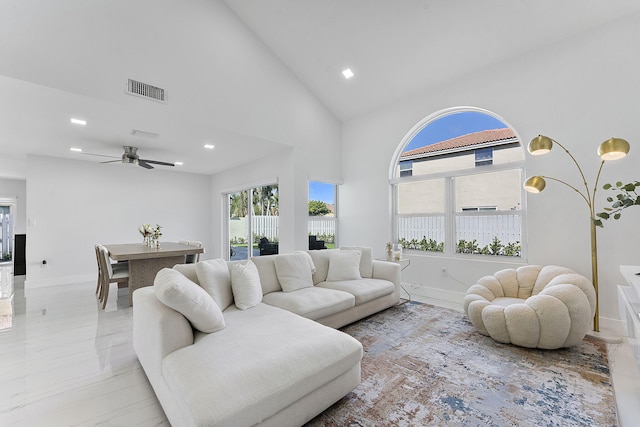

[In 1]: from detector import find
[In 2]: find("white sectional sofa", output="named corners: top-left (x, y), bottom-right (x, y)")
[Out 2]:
top-left (133, 248), bottom-right (401, 427)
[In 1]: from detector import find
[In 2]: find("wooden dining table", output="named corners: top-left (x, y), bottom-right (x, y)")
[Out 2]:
top-left (103, 242), bottom-right (204, 306)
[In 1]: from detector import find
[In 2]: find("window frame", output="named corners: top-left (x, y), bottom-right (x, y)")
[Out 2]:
top-left (389, 107), bottom-right (527, 260)
top-left (308, 180), bottom-right (339, 249)
top-left (223, 181), bottom-right (279, 261)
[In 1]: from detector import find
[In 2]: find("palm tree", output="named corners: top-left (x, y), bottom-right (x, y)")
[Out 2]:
top-left (230, 191), bottom-right (248, 218)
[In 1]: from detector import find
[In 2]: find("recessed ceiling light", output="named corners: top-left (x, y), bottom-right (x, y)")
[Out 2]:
top-left (342, 68), bottom-right (354, 79)
top-left (69, 147), bottom-right (82, 152)
top-left (204, 144), bottom-right (215, 150)
top-left (70, 118), bottom-right (87, 126)
top-left (174, 161), bottom-right (184, 166)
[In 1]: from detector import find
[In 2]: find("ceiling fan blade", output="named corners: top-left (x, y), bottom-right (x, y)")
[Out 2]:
top-left (80, 152), bottom-right (120, 159)
top-left (138, 161), bottom-right (154, 169)
top-left (139, 158), bottom-right (175, 167)
top-left (100, 159), bottom-right (121, 164)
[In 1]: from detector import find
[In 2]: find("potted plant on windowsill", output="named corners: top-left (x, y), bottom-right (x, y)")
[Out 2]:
top-left (595, 181), bottom-right (640, 227)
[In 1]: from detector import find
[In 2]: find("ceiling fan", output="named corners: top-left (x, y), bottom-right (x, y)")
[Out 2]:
top-left (82, 146), bottom-right (175, 169)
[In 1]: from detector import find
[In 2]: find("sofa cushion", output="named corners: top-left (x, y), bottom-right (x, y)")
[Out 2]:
top-left (172, 263), bottom-right (199, 284)
top-left (340, 246), bottom-right (373, 278)
top-left (326, 250), bottom-right (362, 282)
top-left (230, 260), bottom-right (262, 310)
top-left (273, 252), bottom-right (314, 292)
top-left (249, 254), bottom-right (282, 294)
top-left (162, 303), bottom-right (363, 427)
top-left (262, 287), bottom-right (355, 320)
top-left (308, 249), bottom-right (339, 284)
top-left (317, 278), bottom-right (395, 305)
top-left (154, 268), bottom-right (225, 333)
top-left (195, 259), bottom-right (233, 310)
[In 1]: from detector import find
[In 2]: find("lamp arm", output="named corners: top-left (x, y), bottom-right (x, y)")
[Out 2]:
top-left (552, 139), bottom-right (593, 206)
top-left (591, 160), bottom-right (606, 218)
top-left (541, 175), bottom-right (591, 208)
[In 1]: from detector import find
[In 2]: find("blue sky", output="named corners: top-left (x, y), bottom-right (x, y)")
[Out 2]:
top-left (404, 111), bottom-right (507, 152)
top-left (309, 181), bottom-right (335, 204)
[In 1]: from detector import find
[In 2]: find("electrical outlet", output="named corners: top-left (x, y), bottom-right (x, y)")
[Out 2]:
top-left (441, 267), bottom-right (448, 277)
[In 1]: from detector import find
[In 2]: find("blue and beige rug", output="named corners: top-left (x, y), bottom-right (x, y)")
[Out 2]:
top-left (307, 302), bottom-right (616, 427)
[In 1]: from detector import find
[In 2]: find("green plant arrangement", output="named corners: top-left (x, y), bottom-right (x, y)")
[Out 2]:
top-left (595, 181), bottom-right (640, 227)
top-left (398, 236), bottom-right (520, 257)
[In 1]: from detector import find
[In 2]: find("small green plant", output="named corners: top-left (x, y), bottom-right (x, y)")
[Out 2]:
top-left (400, 236), bottom-right (520, 256)
top-left (595, 181), bottom-right (640, 227)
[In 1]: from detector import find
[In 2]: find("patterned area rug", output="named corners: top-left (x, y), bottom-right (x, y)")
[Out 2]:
top-left (306, 302), bottom-right (616, 427)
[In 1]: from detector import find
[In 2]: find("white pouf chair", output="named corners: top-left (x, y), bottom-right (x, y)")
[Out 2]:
top-left (463, 265), bottom-right (596, 349)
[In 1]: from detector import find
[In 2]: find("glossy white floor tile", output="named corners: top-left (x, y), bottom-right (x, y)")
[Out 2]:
top-left (0, 267), bottom-right (168, 426)
top-left (1, 266), bottom-right (638, 426)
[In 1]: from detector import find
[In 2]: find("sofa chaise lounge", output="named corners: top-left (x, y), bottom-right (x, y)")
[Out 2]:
top-left (133, 248), bottom-right (401, 427)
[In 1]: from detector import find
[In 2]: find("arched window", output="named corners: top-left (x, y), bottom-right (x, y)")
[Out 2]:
top-left (390, 107), bottom-right (526, 257)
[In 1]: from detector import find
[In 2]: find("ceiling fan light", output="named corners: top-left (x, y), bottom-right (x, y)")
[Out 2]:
top-left (122, 155), bottom-right (138, 165)
top-left (527, 135), bottom-right (553, 155)
top-left (598, 137), bottom-right (630, 161)
top-left (524, 176), bottom-right (546, 193)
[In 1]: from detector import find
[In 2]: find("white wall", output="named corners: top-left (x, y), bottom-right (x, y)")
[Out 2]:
top-left (25, 155), bottom-right (211, 287)
top-left (340, 14), bottom-right (640, 322)
top-left (0, 178), bottom-right (26, 234)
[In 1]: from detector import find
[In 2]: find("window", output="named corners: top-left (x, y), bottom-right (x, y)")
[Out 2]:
top-left (308, 181), bottom-right (337, 250)
top-left (399, 160), bottom-right (413, 177)
top-left (227, 184), bottom-right (278, 260)
top-left (475, 147), bottom-right (493, 166)
top-left (392, 108), bottom-right (525, 258)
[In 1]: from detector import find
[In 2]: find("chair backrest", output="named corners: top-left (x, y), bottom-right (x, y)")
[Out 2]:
top-left (97, 244), bottom-right (113, 277)
top-left (185, 241), bottom-right (202, 263)
top-left (94, 245), bottom-right (104, 279)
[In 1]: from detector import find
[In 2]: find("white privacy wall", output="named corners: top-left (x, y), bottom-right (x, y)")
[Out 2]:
top-left (340, 14), bottom-right (640, 322)
top-left (25, 155), bottom-right (212, 287)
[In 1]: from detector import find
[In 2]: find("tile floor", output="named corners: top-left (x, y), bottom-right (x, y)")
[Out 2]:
top-left (0, 266), bottom-right (638, 426)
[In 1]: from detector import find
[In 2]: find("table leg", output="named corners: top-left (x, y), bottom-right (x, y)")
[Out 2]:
top-left (128, 256), bottom-right (186, 306)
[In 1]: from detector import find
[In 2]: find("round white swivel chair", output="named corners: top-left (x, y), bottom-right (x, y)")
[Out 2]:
top-left (463, 265), bottom-right (596, 349)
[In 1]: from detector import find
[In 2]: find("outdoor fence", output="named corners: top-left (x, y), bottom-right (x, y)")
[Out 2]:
top-left (397, 213), bottom-right (521, 250)
top-left (229, 215), bottom-right (337, 243)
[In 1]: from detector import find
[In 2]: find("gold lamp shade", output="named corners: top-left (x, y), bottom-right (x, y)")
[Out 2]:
top-left (528, 135), bottom-right (553, 155)
top-left (524, 176), bottom-right (546, 193)
top-left (598, 137), bottom-right (630, 161)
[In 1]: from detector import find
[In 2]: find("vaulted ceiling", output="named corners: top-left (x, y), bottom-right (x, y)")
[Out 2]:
top-left (1, 0), bottom-right (639, 177)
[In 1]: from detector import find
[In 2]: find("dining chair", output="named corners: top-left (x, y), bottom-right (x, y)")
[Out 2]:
top-left (185, 241), bottom-right (202, 263)
top-left (97, 244), bottom-right (129, 309)
top-left (95, 245), bottom-right (128, 303)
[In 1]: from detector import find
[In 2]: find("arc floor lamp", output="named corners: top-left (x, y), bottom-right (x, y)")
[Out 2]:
top-left (523, 135), bottom-right (630, 333)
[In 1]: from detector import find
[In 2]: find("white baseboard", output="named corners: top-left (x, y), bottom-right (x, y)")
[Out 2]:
top-left (404, 282), bottom-right (465, 306)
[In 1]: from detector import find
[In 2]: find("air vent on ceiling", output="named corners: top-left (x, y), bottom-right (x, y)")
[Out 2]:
top-left (126, 79), bottom-right (166, 103)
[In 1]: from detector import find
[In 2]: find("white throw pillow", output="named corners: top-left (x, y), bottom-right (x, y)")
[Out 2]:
top-left (154, 268), bottom-right (225, 333)
top-left (230, 260), bottom-right (263, 310)
top-left (293, 250), bottom-right (317, 274)
top-left (274, 252), bottom-right (314, 292)
top-left (195, 259), bottom-right (234, 310)
top-left (326, 250), bottom-right (362, 282)
top-left (340, 246), bottom-right (373, 278)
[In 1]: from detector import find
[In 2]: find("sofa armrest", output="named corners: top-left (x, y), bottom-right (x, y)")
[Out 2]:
top-left (133, 287), bottom-right (194, 383)
top-left (372, 260), bottom-right (401, 290)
